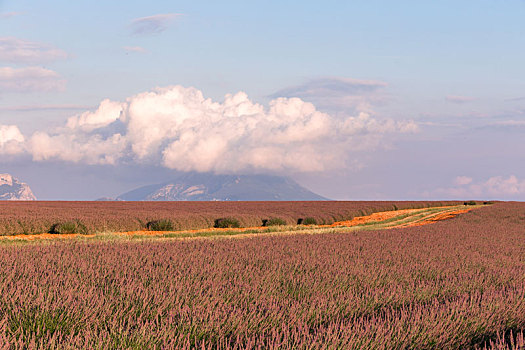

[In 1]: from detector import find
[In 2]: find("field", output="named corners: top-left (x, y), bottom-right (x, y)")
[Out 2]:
top-left (0, 200), bottom-right (462, 235)
top-left (0, 201), bottom-right (524, 348)
top-left (0, 204), bottom-right (476, 242)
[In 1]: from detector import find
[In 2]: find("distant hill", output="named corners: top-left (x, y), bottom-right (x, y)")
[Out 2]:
top-left (0, 173), bottom-right (36, 200)
top-left (115, 173), bottom-right (327, 201)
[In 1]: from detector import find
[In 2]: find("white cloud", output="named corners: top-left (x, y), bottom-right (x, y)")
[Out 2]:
top-left (129, 14), bottom-right (183, 35)
top-left (432, 175), bottom-right (525, 198)
top-left (4, 85), bottom-right (418, 173)
top-left (0, 66), bottom-right (65, 93)
top-left (0, 124), bottom-right (25, 155)
top-left (0, 37), bottom-right (67, 64)
top-left (29, 131), bottom-right (126, 165)
top-left (66, 99), bottom-right (124, 132)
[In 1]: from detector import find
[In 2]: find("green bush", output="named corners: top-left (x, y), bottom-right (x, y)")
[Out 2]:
top-left (301, 217), bottom-right (317, 225)
top-left (265, 218), bottom-right (287, 226)
top-left (464, 201), bottom-right (477, 206)
top-left (49, 221), bottom-right (88, 235)
top-left (146, 219), bottom-right (174, 231)
top-left (214, 218), bottom-right (241, 228)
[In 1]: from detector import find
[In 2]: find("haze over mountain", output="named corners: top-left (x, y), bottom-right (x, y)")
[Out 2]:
top-left (0, 173), bottom-right (36, 200)
top-left (114, 173), bottom-right (327, 201)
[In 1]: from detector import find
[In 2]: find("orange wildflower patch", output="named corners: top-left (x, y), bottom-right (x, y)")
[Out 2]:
top-left (328, 209), bottom-right (421, 227)
top-left (392, 208), bottom-right (474, 228)
top-left (2, 233), bottom-right (96, 241)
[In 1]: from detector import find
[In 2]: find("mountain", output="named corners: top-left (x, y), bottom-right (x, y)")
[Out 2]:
top-left (0, 173), bottom-right (36, 200)
top-left (115, 173), bottom-right (327, 201)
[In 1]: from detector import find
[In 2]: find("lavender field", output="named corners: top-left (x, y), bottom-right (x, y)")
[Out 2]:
top-left (0, 200), bottom-right (461, 235)
top-left (0, 202), bottom-right (524, 349)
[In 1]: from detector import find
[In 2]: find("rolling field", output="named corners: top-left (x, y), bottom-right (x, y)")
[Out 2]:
top-left (0, 204), bottom-right (476, 242)
top-left (0, 200), bottom-right (462, 235)
top-left (0, 202), bottom-right (523, 348)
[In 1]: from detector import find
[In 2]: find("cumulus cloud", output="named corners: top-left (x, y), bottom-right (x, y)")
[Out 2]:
top-left (431, 175), bottom-right (525, 198)
top-left (0, 37), bottom-right (67, 64)
top-left (445, 95), bottom-right (475, 104)
top-left (270, 77), bottom-right (388, 114)
top-left (66, 99), bottom-right (124, 132)
top-left (129, 14), bottom-right (182, 35)
top-left (0, 66), bottom-right (65, 92)
top-left (4, 85), bottom-right (418, 173)
top-left (0, 124), bottom-right (25, 155)
top-left (29, 131), bottom-right (126, 165)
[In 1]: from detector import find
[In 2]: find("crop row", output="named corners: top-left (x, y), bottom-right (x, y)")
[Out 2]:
top-left (0, 202), bottom-right (523, 348)
top-left (0, 200), bottom-right (462, 235)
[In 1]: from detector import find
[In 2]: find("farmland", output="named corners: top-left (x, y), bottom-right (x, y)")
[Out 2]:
top-left (0, 204), bottom-right (477, 242)
top-left (0, 200), bottom-right (462, 235)
top-left (0, 201), bottom-right (523, 348)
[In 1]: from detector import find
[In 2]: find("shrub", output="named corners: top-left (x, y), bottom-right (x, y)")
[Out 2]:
top-left (49, 221), bottom-right (88, 235)
top-left (146, 219), bottom-right (174, 231)
top-left (302, 217), bottom-right (317, 225)
top-left (265, 218), bottom-right (287, 226)
top-left (464, 201), bottom-right (477, 206)
top-left (214, 218), bottom-right (241, 228)
top-left (483, 201), bottom-right (494, 205)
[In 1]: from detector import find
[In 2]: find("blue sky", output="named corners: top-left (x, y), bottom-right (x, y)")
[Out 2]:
top-left (1, 0), bottom-right (524, 200)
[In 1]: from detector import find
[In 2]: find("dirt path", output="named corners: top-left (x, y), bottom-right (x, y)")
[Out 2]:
top-left (389, 208), bottom-right (473, 228)
top-left (0, 205), bottom-right (481, 242)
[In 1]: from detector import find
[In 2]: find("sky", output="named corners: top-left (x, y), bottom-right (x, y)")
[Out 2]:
top-left (1, 0), bottom-right (524, 200)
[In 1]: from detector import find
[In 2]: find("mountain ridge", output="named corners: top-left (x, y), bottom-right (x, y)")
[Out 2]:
top-left (114, 173), bottom-right (327, 201)
top-left (0, 173), bottom-right (37, 200)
